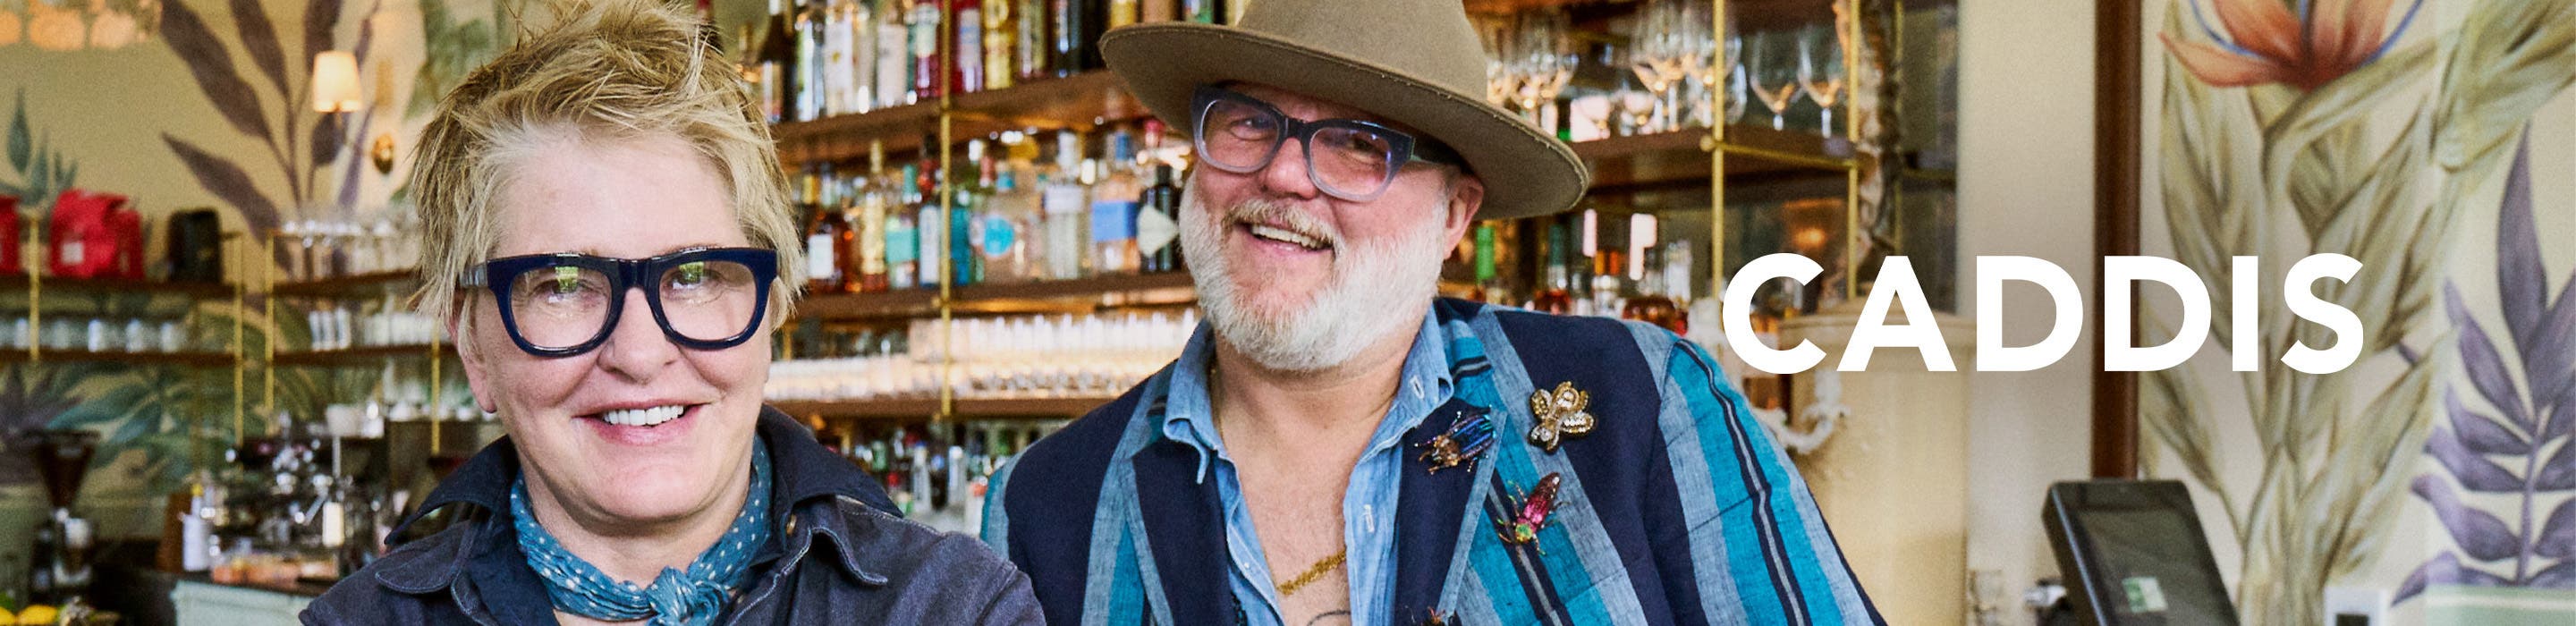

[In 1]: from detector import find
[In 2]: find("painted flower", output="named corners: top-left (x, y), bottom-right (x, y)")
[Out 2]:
top-left (2159, 0), bottom-right (2426, 90)
top-left (0, 10), bottom-right (22, 47)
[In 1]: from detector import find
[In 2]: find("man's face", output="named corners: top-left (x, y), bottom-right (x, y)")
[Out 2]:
top-left (1179, 84), bottom-right (1486, 371)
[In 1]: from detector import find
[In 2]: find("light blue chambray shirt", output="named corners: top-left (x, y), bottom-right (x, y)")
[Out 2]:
top-left (1159, 311), bottom-right (1457, 626)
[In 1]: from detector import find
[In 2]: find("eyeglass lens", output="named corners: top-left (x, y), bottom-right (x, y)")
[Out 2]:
top-left (504, 258), bottom-right (764, 351)
top-left (1197, 97), bottom-right (1404, 199)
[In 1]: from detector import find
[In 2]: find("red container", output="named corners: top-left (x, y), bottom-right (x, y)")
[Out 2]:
top-left (2, 194), bottom-right (20, 275)
top-left (107, 200), bottom-right (144, 279)
top-left (47, 189), bottom-right (129, 279)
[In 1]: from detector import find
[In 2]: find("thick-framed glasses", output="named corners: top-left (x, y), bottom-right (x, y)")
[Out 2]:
top-left (1190, 85), bottom-right (1465, 201)
top-left (462, 247), bottom-right (778, 357)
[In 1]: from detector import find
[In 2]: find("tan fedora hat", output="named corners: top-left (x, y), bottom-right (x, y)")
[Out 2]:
top-left (1099, 0), bottom-right (1589, 221)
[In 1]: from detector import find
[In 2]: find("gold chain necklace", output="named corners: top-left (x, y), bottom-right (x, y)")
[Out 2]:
top-left (1274, 551), bottom-right (1347, 597)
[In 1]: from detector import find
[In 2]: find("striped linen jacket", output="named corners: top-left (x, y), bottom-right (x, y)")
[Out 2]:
top-left (982, 299), bottom-right (1883, 625)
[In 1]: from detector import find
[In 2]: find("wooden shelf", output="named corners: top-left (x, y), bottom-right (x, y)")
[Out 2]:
top-left (798, 271), bottom-right (1195, 320)
top-left (271, 270), bottom-right (419, 299)
top-left (771, 396), bottom-right (1113, 421)
top-left (775, 71), bottom-right (1148, 166)
top-left (0, 349), bottom-right (239, 367)
top-left (272, 343), bottom-right (454, 367)
top-left (1, 274), bottom-right (233, 299)
top-left (1576, 126), bottom-right (1852, 192)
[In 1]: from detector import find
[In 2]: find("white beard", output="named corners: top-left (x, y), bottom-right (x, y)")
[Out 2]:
top-left (1180, 185), bottom-right (1449, 373)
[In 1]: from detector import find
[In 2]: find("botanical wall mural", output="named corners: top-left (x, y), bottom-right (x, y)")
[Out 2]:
top-left (2140, 0), bottom-right (2576, 623)
top-left (0, 0), bottom-right (510, 528)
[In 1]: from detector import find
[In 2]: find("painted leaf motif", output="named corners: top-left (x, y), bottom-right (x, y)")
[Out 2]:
top-left (2394, 551), bottom-right (2512, 605)
top-left (2426, 426), bottom-right (2526, 492)
top-left (161, 0), bottom-right (275, 141)
top-left (2496, 137), bottom-right (2546, 347)
top-left (2530, 561), bottom-right (2576, 588)
top-left (2445, 390), bottom-right (2529, 455)
top-left (2538, 441), bottom-right (2576, 491)
top-left (302, 0), bottom-right (342, 73)
top-left (2412, 475), bottom-right (2522, 561)
top-left (2449, 283), bottom-right (2530, 428)
top-left (2538, 281), bottom-right (2576, 441)
top-left (6, 90), bottom-right (28, 173)
top-left (163, 134), bottom-right (280, 234)
top-left (310, 111), bottom-right (342, 168)
top-left (227, 0), bottom-right (291, 98)
top-left (2536, 497), bottom-right (2576, 560)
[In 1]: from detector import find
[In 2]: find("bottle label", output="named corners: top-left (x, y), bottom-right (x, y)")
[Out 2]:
top-left (1090, 200), bottom-right (1136, 242)
top-left (807, 233), bottom-right (840, 279)
top-left (980, 216), bottom-right (1019, 259)
top-left (1043, 184), bottom-right (1084, 215)
top-left (1135, 207), bottom-right (1178, 253)
top-left (886, 222), bottom-right (918, 264)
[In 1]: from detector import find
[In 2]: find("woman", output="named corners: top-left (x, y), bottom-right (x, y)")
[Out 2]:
top-left (305, 1), bottom-right (1040, 623)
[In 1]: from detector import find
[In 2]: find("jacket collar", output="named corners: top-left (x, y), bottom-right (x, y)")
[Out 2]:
top-left (376, 406), bottom-right (900, 596)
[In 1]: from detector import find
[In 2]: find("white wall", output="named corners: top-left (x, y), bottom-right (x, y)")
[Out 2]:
top-left (1955, 0), bottom-right (2100, 622)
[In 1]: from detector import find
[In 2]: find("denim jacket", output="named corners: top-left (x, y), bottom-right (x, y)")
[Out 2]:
top-left (303, 407), bottom-right (1042, 624)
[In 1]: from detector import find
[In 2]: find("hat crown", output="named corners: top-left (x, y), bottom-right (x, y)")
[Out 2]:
top-left (1233, 0), bottom-right (1489, 99)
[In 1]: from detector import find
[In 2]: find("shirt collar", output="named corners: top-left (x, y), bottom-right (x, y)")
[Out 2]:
top-left (1158, 310), bottom-right (1459, 483)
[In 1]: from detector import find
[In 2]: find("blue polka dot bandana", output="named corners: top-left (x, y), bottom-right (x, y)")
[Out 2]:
top-left (512, 444), bottom-right (774, 626)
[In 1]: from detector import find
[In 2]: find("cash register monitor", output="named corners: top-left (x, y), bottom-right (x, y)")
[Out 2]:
top-left (2045, 480), bottom-right (2239, 626)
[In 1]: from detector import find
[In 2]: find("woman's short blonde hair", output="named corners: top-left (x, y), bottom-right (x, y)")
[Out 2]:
top-left (409, 0), bottom-right (804, 327)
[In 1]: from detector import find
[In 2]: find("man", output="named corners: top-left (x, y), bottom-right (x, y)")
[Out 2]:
top-left (982, 1), bottom-right (1883, 624)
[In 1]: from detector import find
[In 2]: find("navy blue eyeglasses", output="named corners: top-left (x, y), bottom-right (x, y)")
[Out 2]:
top-left (1191, 85), bottom-right (1465, 201)
top-left (462, 247), bottom-right (777, 357)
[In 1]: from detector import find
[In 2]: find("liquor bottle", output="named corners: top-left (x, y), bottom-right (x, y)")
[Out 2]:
top-left (821, 0), bottom-right (850, 115)
top-left (833, 174), bottom-right (865, 292)
top-left (950, 140), bottom-right (987, 286)
top-left (1623, 248), bottom-right (1686, 334)
top-left (981, 139), bottom-right (1041, 283)
top-left (886, 164), bottom-right (921, 290)
top-left (873, 0), bottom-right (911, 107)
top-left (825, 0), bottom-right (861, 115)
top-left (1136, 163), bottom-right (1182, 273)
top-left (908, 0), bottom-right (944, 102)
top-left (953, 0), bottom-right (985, 94)
top-left (854, 141), bottom-right (893, 292)
top-left (1048, 0), bottom-right (1089, 74)
top-left (1589, 250), bottom-right (1623, 317)
top-left (1468, 223), bottom-right (1503, 304)
top-left (1106, 0), bottom-right (1140, 29)
top-left (915, 148), bottom-right (947, 288)
top-left (982, 0), bottom-right (1015, 90)
top-left (1530, 221), bottom-right (1574, 314)
top-left (1182, 0), bottom-right (1218, 23)
top-left (793, 0), bottom-right (825, 122)
top-left (1141, 0), bottom-right (1173, 22)
top-left (805, 166), bottom-right (849, 292)
top-left (1041, 131), bottom-right (1091, 279)
top-left (1089, 128), bottom-right (1140, 275)
top-left (1014, 0), bottom-right (1047, 80)
top-left (758, 0), bottom-right (798, 123)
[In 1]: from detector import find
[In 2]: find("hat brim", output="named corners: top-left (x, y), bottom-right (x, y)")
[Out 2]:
top-left (1100, 22), bottom-right (1589, 221)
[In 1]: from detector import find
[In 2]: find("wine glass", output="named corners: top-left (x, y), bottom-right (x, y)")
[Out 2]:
top-left (1624, 2), bottom-right (1687, 131)
top-left (1746, 30), bottom-right (1801, 131)
top-left (1799, 22), bottom-right (1848, 137)
top-left (1513, 13), bottom-right (1575, 130)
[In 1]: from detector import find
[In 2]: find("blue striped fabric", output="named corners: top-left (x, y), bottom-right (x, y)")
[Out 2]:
top-left (986, 299), bottom-right (1883, 625)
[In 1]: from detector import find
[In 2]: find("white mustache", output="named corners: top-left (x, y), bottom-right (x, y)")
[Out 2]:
top-left (1221, 197), bottom-right (1340, 250)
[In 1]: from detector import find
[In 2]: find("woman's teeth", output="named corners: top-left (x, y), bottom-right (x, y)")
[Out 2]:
top-left (599, 405), bottom-right (685, 427)
top-left (1247, 224), bottom-right (1326, 250)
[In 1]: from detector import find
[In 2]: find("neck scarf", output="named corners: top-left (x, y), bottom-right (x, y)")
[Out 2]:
top-left (513, 444), bottom-right (774, 626)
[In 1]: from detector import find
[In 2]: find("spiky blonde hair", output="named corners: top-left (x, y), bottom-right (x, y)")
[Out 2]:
top-left (409, 0), bottom-right (803, 329)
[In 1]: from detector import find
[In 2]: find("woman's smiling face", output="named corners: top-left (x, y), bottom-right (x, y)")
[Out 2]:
top-left (458, 130), bottom-right (772, 532)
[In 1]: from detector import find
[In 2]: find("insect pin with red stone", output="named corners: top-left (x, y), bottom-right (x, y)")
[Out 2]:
top-left (1416, 407), bottom-right (1496, 474)
top-left (1493, 473), bottom-right (1563, 546)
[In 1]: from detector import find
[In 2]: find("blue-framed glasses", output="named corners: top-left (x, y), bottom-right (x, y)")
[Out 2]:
top-left (1190, 85), bottom-right (1465, 201)
top-left (462, 247), bottom-right (777, 357)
